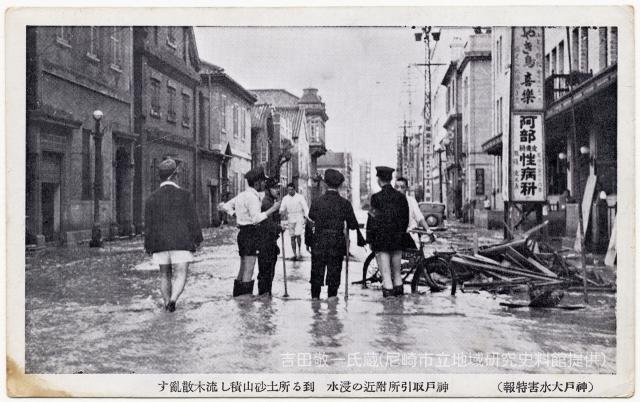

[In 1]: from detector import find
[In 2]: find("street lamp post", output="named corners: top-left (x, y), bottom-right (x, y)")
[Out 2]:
top-left (89, 110), bottom-right (104, 248)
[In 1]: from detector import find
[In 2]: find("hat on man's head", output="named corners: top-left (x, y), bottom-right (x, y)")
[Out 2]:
top-left (159, 158), bottom-right (178, 178)
top-left (245, 166), bottom-right (267, 184)
top-left (324, 168), bottom-right (344, 187)
top-left (375, 166), bottom-right (394, 182)
top-left (265, 176), bottom-right (281, 189)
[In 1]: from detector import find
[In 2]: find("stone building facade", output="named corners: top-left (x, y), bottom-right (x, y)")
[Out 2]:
top-left (252, 89), bottom-right (312, 201)
top-left (133, 26), bottom-right (201, 231)
top-left (26, 26), bottom-right (134, 245)
top-left (199, 61), bottom-right (256, 225)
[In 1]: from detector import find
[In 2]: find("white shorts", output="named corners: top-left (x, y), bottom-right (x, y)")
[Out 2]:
top-left (152, 250), bottom-right (194, 265)
top-left (288, 218), bottom-right (305, 236)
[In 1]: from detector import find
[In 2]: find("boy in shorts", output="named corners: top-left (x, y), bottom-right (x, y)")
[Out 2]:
top-left (144, 158), bottom-right (203, 312)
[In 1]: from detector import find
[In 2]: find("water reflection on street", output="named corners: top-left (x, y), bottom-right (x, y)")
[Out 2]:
top-left (25, 224), bottom-right (616, 374)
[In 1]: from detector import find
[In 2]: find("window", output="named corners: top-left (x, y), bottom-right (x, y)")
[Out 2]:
top-left (87, 26), bottom-right (100, 60)
top-left (221, 95), bottom-right (227, 134)
top-left (498, 36), bottom-right (502, 71)
top-left (545, 54), bottom-right (550, 76)
top-left (260, 138), bottom-right (269, 165)
top-left (183, 28), bottom-right (189, 62)
top-left (233, 104), bottom-right (239, 138)
top-left (580, 27), bottom-right (589, 72)
top-left (446, 86), bottom-right (451, 113)
top-left (182, 93), bottom-right (190, 127)
top-left (56, 26), bottom-right (71, 46)
top-left (110, 27), bottom-right (123, 70)
top-left (571, 28), bottom-right (579, 71)
top-left (475, 168), bottom-right (485, 196)
top-left (150, 79), bottom-right (161, 117)
top-left (610, 27), bottom-right (618, 64)
top-left (551, 47), bottom-right (557, 74)
top-left (498, 97), bottom-right (503, 134)
top-left (167, 86), bottom-right (176, 123)
top-left (82, 129), bottom-right (92, 199)
top-left (599, 27), bottom-right (608, 69)
top-left (496, 99), bottom-right (500, 134)
top-left (240, 108), bottom-right (247, 142)
top-left (463, 77), bottom-right (469, 106)
top-left (557, 41), bottom-right (565, 74)
top-left (167, 27), bottom-right (177, 48)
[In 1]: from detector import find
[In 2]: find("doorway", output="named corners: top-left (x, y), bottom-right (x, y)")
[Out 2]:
top-left (209, 185), bottom-right (220, 226)
top-left (41, 182), bottom-right (60, 241)
top-left (115, 146), bottom-right (131, 235)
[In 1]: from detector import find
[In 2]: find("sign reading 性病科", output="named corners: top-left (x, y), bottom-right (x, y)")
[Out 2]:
top-left (508, 26), bottom-right (546, 202)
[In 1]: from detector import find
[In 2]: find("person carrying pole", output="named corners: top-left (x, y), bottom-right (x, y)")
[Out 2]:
top-left (256, 177), bottom-right (283, 297)
top-left (307, 169), bottom-right (365, 300)
top-left (219, 167), bottom-right (281, 297)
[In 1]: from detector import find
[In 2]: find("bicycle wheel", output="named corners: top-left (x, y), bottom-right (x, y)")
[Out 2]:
top-left (360, 252), bottom-right (382, 288)
top-left (423, 256), bottom-right (458, 295)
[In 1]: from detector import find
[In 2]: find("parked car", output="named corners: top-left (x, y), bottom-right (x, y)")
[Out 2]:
top-left (418, 202), bottom-right (446, 228)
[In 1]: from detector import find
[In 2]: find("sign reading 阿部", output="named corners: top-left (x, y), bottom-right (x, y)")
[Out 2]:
top-left (510, 113), bottom-right (545, 201)
top-left (508, 26), bottom-right (546, 202)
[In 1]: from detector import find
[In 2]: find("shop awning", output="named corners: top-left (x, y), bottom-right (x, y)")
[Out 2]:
top-left (481, 134), bottom-right (503, 156)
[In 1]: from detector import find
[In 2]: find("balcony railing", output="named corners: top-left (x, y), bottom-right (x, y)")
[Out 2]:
top-left (544, 71), bottom-right (593, 104)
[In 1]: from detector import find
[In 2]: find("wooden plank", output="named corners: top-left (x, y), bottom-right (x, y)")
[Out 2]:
top-left (574, 174), bottom-right (597, 252)
top-left (526, 257), bottom-right (558, 278)
top-left (604, 215), bottom-right (617, 267)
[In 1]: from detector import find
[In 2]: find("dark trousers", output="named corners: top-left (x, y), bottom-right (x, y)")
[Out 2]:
top-left (258, 241), bottom-right (279, 295)
top-left (311, 253), bottom-right (343, 297)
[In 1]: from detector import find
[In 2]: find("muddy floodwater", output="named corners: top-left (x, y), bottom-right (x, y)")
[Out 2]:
top-left (25, 223), bottom-right (616, 374)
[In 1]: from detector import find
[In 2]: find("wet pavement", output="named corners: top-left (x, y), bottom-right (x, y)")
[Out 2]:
top-left (25, 217), bottom-right (616, 374)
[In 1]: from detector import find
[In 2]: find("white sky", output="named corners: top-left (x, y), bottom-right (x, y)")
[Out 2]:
top-left (195, 27), bottom-right (427, 167)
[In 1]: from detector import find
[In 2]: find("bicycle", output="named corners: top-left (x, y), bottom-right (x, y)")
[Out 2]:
top-left (355, 229), bottom-right (450, 293)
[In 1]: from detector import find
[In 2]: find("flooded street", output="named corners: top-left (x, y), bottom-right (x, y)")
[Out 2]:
top-left (25, 220), bottom-right (616, 374)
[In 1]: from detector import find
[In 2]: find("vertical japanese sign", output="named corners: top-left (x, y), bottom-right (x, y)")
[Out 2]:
top-left (510, 113), bottom-right (545, 201)
top-left (508, 27), bottom-right (546, 201)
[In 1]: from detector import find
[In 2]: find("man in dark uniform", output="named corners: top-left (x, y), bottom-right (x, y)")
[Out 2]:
top-left (367, 166), bottom-right (410, 297)
top-left (308, 169), bottom-right (365, 300)
top-left (257, 177), bottom-right (282, 296)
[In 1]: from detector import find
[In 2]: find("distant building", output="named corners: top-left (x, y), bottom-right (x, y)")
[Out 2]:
top-left (359, 160), bottom-right (372, 209)
top-left (437, 33), bottom-right (493, 219)
top-left (26, 26), bottom-right (134, 245)
top-left (396, 122), bottom-right (424, 200)
top-left (198, 61), bottom-right (256, 225)
top-left (250, 103), bottom-right (274, 173)
top-left (298, 88), bottom-right (329, 201)
top-left (252, 88), bottom-right (319, 202)
top-left (317, 150), bottom-right (353, 203)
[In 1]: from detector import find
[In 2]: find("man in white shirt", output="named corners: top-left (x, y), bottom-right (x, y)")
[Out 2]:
top-left (279, 183), bottom-right (309, 260)
top-left (219, 167), bottom-right (281, 297)
top-left (394, 177), bottom-right (432, 248)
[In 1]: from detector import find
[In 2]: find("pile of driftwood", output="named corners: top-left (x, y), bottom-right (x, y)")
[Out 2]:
top-left (441, 222), bottom-right (614, 307)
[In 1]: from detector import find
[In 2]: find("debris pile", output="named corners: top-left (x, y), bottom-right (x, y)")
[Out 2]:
top-left (427, 222), bottom-right (615, 307)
